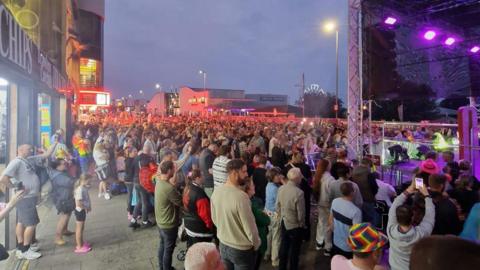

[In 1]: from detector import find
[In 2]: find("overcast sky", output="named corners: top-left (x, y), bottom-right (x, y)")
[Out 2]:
top-left (104, 0), bottom-right (348, 103)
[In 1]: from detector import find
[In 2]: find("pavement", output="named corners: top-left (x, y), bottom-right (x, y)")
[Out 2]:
top-left (0, 185), bottom-right (331, 270)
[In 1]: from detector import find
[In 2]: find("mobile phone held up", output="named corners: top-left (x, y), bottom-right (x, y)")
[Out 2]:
top-left (414, 178), bottom-right (424, 189)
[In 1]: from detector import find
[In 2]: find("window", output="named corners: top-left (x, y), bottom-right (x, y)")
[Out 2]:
top-left (38, 93), bottom-right (51, 148)
top-left (80, 58), bottom-right (100, 87)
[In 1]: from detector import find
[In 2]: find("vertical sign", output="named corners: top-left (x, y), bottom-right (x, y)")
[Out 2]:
top-left (39, 104), bottom-right (51, 148)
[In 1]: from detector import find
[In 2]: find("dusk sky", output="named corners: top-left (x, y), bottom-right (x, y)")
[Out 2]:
top-left (104, 0), bottom-right (348, 104)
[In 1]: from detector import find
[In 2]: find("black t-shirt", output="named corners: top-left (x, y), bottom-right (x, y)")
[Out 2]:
top-left (448, 189), bottom-right (479, 215)
top-left (124, 157), bottom-right (135, 182)
top-left (431, 191), bottom-right (462, 236)
top-left (252, 167), bottom-right (268, 205)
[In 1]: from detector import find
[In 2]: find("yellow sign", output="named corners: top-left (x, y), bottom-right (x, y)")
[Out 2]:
top-left (40, 107), bottom-right (50, 126)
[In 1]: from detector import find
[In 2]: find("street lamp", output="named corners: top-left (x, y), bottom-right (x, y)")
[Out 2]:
top-left (198, 70), bottom-right (208, 115)
top-left (155, 83), bottom-right (161, 90)
top-left (198, 70), bottom-right (207, 91)
top-left (323, 20), bottom-right (339, 120)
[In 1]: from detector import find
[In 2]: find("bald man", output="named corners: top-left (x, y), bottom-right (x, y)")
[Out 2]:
top-left (0, 143), bottom-right (57, 260)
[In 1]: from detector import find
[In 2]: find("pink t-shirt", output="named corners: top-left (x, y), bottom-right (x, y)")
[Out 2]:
top-left (331, 255), bottom-right (362, 270)
top-left (331, 255), bottom-right (388, 270)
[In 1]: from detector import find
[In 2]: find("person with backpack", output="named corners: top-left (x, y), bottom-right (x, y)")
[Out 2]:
top-left (130, 143), bottom-right (156, 229)
top-left (49, 159), bottom-right (76, 246)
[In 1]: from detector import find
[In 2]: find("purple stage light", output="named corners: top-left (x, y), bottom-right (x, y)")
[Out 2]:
top-left (424, 31), bottom-right (436, 40)
top-left (471, 46), bottom-right (480, 53)
top-left (444, 37), bottom-right (455, 46)
top-left (384, 17), bottom-right (397, 25)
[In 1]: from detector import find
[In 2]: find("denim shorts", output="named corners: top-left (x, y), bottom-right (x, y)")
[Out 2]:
top-left (16, 196), bottom-right (40, 227)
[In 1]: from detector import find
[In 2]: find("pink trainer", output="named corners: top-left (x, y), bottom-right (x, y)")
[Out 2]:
top-left (74, 246), bottom-right (92, 254)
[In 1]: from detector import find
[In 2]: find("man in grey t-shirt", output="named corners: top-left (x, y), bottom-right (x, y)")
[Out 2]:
top-left (0, 143), bottom-right (56, 260)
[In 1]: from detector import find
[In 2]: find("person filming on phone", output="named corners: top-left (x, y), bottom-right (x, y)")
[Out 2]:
top-left (0, 143), bottom-right (57, 260)
top-left (387, 177), bottom-right (435, 270)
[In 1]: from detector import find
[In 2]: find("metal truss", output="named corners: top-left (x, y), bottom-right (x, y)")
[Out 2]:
top-left (347, 0), bottom-right (363, 160)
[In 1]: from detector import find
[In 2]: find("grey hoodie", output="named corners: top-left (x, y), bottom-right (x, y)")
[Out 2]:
top-left (387, 193), bottom-right (435, 270)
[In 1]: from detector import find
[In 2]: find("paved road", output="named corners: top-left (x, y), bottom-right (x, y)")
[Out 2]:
top-left (1, 186), bottom-right (331, 270)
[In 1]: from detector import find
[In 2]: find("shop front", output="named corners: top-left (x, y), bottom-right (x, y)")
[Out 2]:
top-left (0, 3), bottom-right (68, 248)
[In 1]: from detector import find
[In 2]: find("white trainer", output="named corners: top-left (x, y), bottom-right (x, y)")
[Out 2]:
top-left (30, 242), bottom-right (40, 252)
top-left (17, 249), bottom-right (42, 260)
top-left (98, 192), bottom-right (104, 198)
top-left (104, 193), bottom-right (111, 200)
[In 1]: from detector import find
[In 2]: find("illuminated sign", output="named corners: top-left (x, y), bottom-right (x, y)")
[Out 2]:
top-left (304, 84), bottom-right (327, 95)
top-left (96, 93), bottom-right (109, 105)
top-left (0, 5), bottom-right (33, 74)
top-left (78, 90), bottom-right (110, 106)
top-left (0, 3), bottom-right (68, 90)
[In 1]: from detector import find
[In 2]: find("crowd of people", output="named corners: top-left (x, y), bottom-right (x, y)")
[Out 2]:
top-left (0, 114), bottom-right (479, 270)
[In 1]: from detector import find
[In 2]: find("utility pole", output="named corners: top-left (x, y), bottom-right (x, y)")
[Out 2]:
top-left (302, 73), bottom-right (305, 118)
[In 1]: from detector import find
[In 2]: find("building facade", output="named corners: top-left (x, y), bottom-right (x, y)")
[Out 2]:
top-left (75, 0), bottom-right (107, 113)
top-left (146, 86), bottom-right (289, 116)
top-left (0, 0), bottom-right (72, 248)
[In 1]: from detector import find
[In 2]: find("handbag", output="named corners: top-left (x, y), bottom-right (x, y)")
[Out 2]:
top-left (0, 243), bottom-right (9, 261)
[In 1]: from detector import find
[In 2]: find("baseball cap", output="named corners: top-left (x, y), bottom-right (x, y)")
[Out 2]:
top-left (347, 223), bottom-right (388, 253)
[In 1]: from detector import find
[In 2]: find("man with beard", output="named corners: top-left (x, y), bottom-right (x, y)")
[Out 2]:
top-left (211, 159), bottom-right (260, 270)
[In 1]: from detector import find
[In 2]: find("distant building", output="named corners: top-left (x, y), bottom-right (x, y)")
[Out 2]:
top-left (245, 94), bottom-right (288, 107)
top-left (76, 0), bottom-right (108, 113)
top-left (147, 86), bottom-right (291, 116)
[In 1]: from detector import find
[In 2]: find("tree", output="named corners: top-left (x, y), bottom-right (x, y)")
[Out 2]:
top-left (297, 91), bottom-right (346, 118)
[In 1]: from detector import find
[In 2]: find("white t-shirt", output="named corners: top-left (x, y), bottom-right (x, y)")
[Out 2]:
top-left (93, 143), bottom-right (109, 166)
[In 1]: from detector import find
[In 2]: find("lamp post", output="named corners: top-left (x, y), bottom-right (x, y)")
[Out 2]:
top-left (155, 83), bottom-right (161, 90)
top-left (198, 70), bottom-right (207, 91)
top-left (323, 21), bottom-right (339, 120)
top-left (198, 70), bottom-right (207, 115)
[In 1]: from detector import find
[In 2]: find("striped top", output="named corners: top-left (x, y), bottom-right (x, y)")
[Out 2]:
top-left (212, 156), bottom-right (230, 187)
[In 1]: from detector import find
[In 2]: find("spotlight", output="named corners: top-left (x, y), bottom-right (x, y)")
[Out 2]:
top-left (384, 17), bottom-right (397, 25)
top-left (0, 77), bottom-right (8, 86)
top-left (444, 37), bottom-right (455, 46)
top-left (471, 46), bottom-right (480, 53)
top-left (424, 31), bottom-right (436, 40)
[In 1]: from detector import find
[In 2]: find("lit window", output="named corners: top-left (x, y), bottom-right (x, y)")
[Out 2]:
top-left (80, 58), bottom-right (99, 87)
